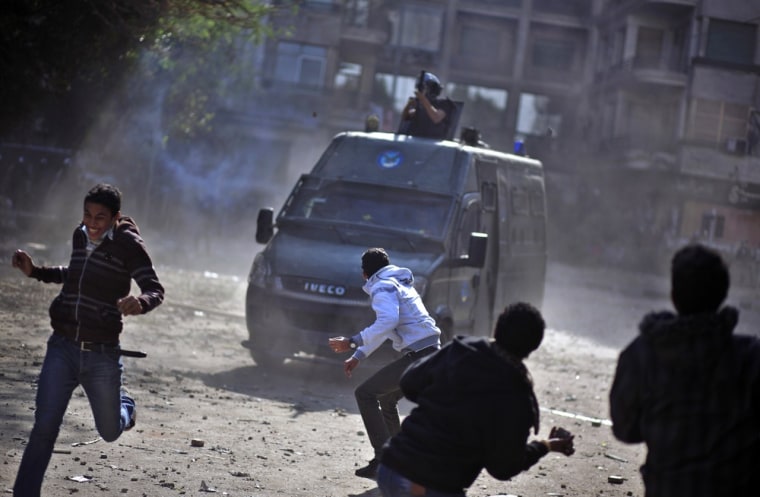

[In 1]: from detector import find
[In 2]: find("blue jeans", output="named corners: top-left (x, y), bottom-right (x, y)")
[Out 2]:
top-left (377, 464), bottom-right (466, 497)
top-left (14, 334), bottom-right (135, 497)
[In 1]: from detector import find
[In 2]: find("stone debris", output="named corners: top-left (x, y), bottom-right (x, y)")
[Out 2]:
top-left (67, 475), bottom-right (92, 482)
top-left (71, 437), bottom-right (101, 447)
top-left (200, 480), bottom-right (218, 492)
top-left (604, 453), bottom-right (628, 463)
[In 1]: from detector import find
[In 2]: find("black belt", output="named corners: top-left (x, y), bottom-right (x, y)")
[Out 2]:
top-left (79, 341), bottom-right (118, 353)
top-left (406, 345), bottom-right (438, 359)
top-left (56, 333), bottom-right (147, 358)
top-left (79, 341), bottom-right (147, 358)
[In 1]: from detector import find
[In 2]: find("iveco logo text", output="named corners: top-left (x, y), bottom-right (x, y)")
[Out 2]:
top-left (303, 282), bottom-right (346, 296)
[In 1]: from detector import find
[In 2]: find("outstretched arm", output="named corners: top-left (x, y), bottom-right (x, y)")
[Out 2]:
top-left (12, 249), bottom-right (66, 284)
top-left (11, 250), bottom-right (34, 277)
top-left (486, 426), bottom-right (575, 481)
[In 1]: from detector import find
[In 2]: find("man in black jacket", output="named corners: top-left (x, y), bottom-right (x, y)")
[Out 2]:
top-left (12, 183), bottom-right (164, 497)
top-left (377, 302), bottom-right (575, 497)
top-left (399, 71), bottom-right (455, 139)
top-left (610, 243), bottom-right (760, 497)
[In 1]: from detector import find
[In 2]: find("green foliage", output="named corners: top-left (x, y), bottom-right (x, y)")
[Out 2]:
top-left (0, 0), bottom-right (290, 146)
top-left (149, 2), bottom-right (288, 142)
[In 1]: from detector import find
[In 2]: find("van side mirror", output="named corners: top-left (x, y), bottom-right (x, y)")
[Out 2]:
top-left (255, 208), bottom-right (275, 244)
top-left (467, 232), bottom-right (488, 268)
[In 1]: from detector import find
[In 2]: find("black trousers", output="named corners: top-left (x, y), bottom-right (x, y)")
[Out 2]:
top-left (354, 346), bottom-right (437, 459)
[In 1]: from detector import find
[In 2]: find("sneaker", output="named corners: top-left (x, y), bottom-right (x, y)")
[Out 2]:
top-left (355, 458), bottom-right (379, 479)
top-left (125, 405), bottom-right (136, 431)
top-left (122, 389), bottom-right (136, 432)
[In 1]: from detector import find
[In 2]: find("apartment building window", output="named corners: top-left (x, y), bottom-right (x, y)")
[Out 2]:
top-left (635, 27), bottom-right (664, 68)
top-left (532, 39), bottom-right (574, 70)
top-left (596, 28), bottom-right (624, 70)
top-left (517, 93), bottom-right (562, 137)
top-left (459, 25), bottom-right (499, 58)
top-left (596, 34), bottom-right (610, 74)
top-left (343, 0), bottom-right (369, 27)
top-left (689, 98), bottom-right (749, 145)
top-left (303, 0), bottom-right (336, 10)
top-left (613, 27), bottom-right (625, 67)
top-left (670, 24), bottom-right (689, 71)
top-left (706, 19), bottom-right (756, 65)
top-left (389, 4), bottom-right (444, 52)
top-left (701, 211), bottom-right (724, 239)
top-left (448, 83), bottom-right (508, 132)
top-left (533, 0), bottom-right (591, 17)
top-left (273, 42), bottom-right (326, 88)
top-left (335, 62), bottom-right (362, 91)
top-left (374, 73), bottom-right (417, 112)
top-left (455, 15), bottom-right (517, 72)
top-left (527, 24), bottom-right (585, 77)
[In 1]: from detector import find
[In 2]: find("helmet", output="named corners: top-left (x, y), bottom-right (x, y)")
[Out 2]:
top-left (418, 72), bottom-right (442, 98)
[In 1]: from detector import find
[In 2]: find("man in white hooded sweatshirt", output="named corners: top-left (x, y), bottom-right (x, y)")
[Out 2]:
top-left (329, 247), bottom-right (441, 480)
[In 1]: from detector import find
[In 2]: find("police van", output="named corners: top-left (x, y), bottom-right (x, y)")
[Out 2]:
top-left (244, 129), bottom-right (547, 368)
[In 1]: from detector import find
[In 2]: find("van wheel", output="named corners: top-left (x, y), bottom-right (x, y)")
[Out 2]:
top-left (248, 344), bottom-right (289, 370)
top-left (245, 320), bottom-right (291, 370)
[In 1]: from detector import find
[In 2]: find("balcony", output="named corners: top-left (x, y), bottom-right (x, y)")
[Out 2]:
top-left (680, 142), bottom-right (760, 187)
top-left (458, 0), bottom-right (522, 18)
top-left (597, 134), bottom-right (679, 170)
top-left (339, 2), bottom-right (390, 46)
top-left (600, 0), bottom-right (696, 21)
top-left (595, 56), bottom-right (688, 89)
top-left (339, 25), bottom-right (388, 46)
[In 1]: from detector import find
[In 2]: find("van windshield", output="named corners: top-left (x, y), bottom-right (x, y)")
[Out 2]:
top-left (312, 134), bottom-right (464, 193)
top-left (282, 177), bottom-right (451, 239)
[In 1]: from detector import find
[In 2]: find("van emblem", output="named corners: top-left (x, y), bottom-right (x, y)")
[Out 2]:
top-left (377, 150), bottom-right (402, 169)
top-left (303, 282), bottom-right (347, 296)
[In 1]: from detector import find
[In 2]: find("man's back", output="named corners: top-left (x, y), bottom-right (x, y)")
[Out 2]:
top-left (382, 336), bottom-right (541, 493)
top-left (610, 307), bottom-right (760, 496)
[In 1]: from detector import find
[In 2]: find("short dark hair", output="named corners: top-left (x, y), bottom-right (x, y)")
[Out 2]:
top-left (671, 243), bottom-right (729, 315)
top-left (361, 248), bottom-right (390, 277)
top-left (493, 302), bottom-right (545, 359)
top-left (85, 183), bottom-right (122, 216)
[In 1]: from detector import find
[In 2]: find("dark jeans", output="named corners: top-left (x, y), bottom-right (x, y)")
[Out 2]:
top-left (355, 347), bottom-right (437, 460)
top-left (14, 334), bottom-right (135, 497)
top-left (377, 464), bottom-right (466, 497)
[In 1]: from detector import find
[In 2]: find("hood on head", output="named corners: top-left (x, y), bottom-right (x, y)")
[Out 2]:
top-left (116, 216), bottom-right (140, 235)
top-left (371, 265), bottom-right (414, 287)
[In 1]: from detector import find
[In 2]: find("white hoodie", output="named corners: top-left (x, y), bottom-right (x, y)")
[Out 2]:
top-left (351, 265), bottom-right (441, 360)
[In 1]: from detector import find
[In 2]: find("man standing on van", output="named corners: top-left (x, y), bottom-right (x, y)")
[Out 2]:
top-left (399, 71), bottom-right (455, 139)
top-left (329, 247), bottom-right (441, 480)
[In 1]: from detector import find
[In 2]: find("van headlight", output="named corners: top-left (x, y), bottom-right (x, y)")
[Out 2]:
top-left (248, 253), bottom-right (270, 288)
top-left (413, 275), bottom-right (428, 297)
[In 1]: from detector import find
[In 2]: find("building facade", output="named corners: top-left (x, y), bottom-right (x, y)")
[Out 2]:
top-left (220, 0), bottom-right (760, 272)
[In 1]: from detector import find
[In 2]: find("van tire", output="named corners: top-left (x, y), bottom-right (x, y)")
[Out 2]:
top-left (249, 345), bottom-right (288, 370)
top-left (245, 317), bottom-right (290, 370)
